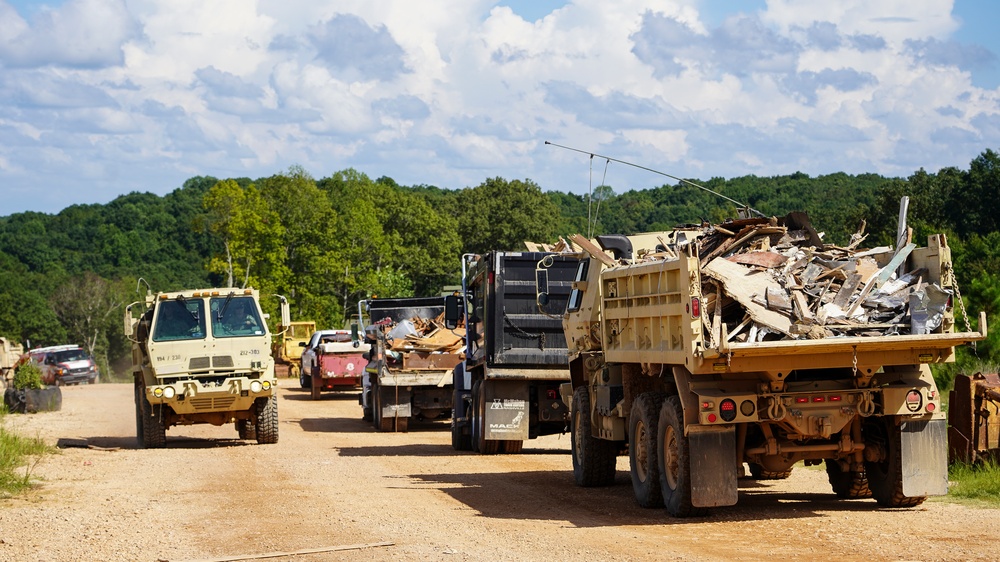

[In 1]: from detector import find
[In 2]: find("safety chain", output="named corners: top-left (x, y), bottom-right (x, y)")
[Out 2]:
top-left (946, 263), bottom-right (976, 351)
top-left (504, 314), bottom-right (546, 350)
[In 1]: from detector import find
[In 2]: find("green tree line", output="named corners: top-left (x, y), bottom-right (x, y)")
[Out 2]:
top-left (2, 149), bottom-right (999, 383)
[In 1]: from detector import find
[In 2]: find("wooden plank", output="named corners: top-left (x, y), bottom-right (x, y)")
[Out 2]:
top-left (873, 243), bottom-right (916, 287)
top-left (766, 287), bottom-right (793, 312)
top-left (569, 234), bottom-right (616, 266)
top-left (168, 541), bottom-right (395, 562)
top-left (832, 273), bottom-right (862, 309)
top-left (703, 258), bottom-right (793, 336)
top-left (729, 251), bottom-right (788, 268)
top-left (791, 289), bottom-right (813, 321)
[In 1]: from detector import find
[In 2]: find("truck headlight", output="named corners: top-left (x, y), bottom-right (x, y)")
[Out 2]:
top-left (250, 380), bottom-right (263, 393)
top-left (163, 387), bottom-right (176, 399)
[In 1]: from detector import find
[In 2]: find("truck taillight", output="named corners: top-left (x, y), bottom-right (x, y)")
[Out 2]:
top-left (546, 389), bottom-right (558, 400)
top-left (690, 297), bottom-right (700, 318)
top-left (812, 396), bottom-right (825, 403)
top-left (720, 399), bottom-right (736, 422)
top-left (488, 272), bottom-right (495, 286)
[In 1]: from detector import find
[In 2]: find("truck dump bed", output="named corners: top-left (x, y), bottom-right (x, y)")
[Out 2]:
top-left (595, 217), bottom-right (986, 380)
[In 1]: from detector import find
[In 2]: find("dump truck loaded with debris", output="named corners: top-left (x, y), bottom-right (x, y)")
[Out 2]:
top-left (539, 211), bottom-right (987, 517)
top-left (358, 296), bottom-right (463, 432)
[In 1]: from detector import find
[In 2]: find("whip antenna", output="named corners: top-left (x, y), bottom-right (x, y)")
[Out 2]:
top-left (545, 141), bottom-right (766, 218)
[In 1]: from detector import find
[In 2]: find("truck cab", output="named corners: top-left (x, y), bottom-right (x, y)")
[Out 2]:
top-left (125, 287), bottom-right (287, 448)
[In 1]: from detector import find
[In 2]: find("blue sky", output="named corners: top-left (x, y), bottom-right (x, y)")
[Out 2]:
top-left (1, 0), bottom-right (998, 215)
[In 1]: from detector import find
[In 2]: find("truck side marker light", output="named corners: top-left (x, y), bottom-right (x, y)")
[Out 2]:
top-left (690, 298), bottom-right (700, 318)
top-left (829, 395), bottom-right (842, 402)
top-left (812, 396), bottom-right (825, 403)
top-left (795, 397), bottom-right (809, 403)
top-left (707, 413), bottom-right (718, 423)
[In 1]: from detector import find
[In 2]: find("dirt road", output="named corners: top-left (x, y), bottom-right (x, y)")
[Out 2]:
top-left (1, 383), bottom-right (996, 562)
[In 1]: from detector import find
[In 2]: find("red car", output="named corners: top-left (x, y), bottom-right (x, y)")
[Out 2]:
top-left (298, 330), bottom-right (365, 400)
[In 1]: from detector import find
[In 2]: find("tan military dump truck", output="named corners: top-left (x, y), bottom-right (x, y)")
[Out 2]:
top-left (541, 213), bottom-right (987, 517)
top-left (124, 287), bottom-right (289, 448)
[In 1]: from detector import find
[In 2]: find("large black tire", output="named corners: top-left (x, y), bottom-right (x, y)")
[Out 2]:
top-left (237, 419), bottom-right (257, 440)
top-left (571, 386), bottom-right (617, 487)
top-left (630, 393), bottom-right (665, 508)
top-left (310, 376), bottom-right (321, 400)
top-left (658, 395), bottom-right (706, 517)
top-left (501, 440), bottom-right (523, 454)
top-left (864, 417), bottom-right (925, 508)
top-left (137, 383), bottom-right (166, 449)
top-left (298, 367), bottom-right (310, 389)
top-left (451, 387), bottom-right (472, 451)
top-left (472, 380), bottom-right (499, 454)
top-left (825, 459), bottom-right (872, 499)
top-left (362, 389), bottom-right (373, 422)
top-left (374, 383), bottom-right (392, 432)
top-left (255, 395), bottom-right (279, 444)
top-left (748, 463), bottom-right (793, 480)
top-left (134, 381), bottom-right (145, 445)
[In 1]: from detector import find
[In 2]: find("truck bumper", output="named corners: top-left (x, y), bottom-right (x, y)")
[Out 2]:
top-left (146, 377), bottom-right (275, 415)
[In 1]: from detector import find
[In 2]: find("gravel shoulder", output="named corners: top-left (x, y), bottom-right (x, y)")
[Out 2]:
top-left (1, 383), bottom-right (997, 562)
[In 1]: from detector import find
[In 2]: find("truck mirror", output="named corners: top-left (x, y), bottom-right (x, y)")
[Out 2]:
top-left (444, 295), bottom-right (462, 329)
top-left (362, 351), bottom-right (371, 361)
top-left (536, 267), bottom-right (549, 294)
top-left (351, 323), bottom-right (360, 347)
top-left (537, 292), bottom-right (549, 306)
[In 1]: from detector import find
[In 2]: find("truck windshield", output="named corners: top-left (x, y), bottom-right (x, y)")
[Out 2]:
top-left (289, 324), bottom-right (312, 338)
top-left (152, 299), bottom-right (206, 342)
top-left (210, 296), bottom-right (265, 338)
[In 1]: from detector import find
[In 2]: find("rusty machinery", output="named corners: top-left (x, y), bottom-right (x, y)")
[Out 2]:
top-left (948, 373), bottom-right (1000, 464)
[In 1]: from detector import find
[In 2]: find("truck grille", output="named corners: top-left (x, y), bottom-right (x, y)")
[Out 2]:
top-left (189, 357), bottom-right (210, 370)
top-left (213, 356), bottom-right (234, 368)
top-left (189, 397), bottom-right (237, 411)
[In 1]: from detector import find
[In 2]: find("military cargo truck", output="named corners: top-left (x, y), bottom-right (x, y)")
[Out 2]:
top-left (359, 297), bottom-right (461, 432)
top-left (124, 287), bottom-right (288, 448)
top-left (543, 216), bottom-right (987, 516)
top-left (446, 251), bottom-right (578, 453)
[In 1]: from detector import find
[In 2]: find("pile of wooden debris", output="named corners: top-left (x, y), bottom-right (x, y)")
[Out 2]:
top-left (692, 212), bottom-right (953, 342)
top-left (384, 313), bottom-right (466, 353)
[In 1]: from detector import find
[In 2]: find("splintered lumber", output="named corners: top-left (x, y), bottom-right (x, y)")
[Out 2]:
top-left (570, 234), bottom-right (616, 266)
top-left (729, 251), bottom-right (788, 268)
top-left (703, 257), bottom-right (793, 336)
top-left (832, 273), bottom-right (862, 309)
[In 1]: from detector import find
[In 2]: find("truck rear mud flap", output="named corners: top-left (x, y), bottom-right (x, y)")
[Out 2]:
top-left (689, 426), bottom-right (738, 508)
top-left (902, 418), bottom-right (948, 497)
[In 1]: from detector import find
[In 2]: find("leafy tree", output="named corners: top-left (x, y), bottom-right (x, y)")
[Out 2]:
top-left (49, 272), bottom-right (125, 373)
top-left (456, 177), bottom-right (559, 253)
top-left (203, 180), bottom-right (286, 289)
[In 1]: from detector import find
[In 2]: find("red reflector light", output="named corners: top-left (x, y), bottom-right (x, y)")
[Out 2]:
top-left (691, 297), bottom-right (701, 318)
top-left (812, 396), bottom-right (825, 403)
top-left (546, 389), bottom-right (558, 400)
top-left (927, 403), bottom-right (936, 412)
top-left (488, 272), bottom-right (495, 286)
top-left (795, 397), bottom-right (809, 403)
top-left (707, 413), bottom-right (717, 423)
top-left (829, 395), bottom-right (842, 402)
